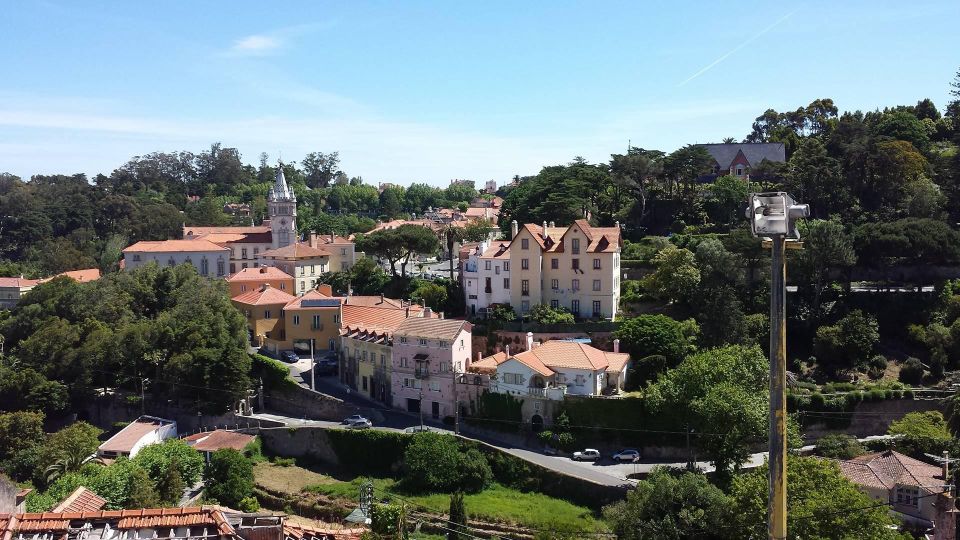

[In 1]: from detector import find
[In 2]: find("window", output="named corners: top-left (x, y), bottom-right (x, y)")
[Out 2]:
top-left (521, 258), bottom-right (529, 270)
top-left (362, 377), bottom-right (368, 391)
top-left (401, 357), bottom-right (409, 367)
top-left (550, 299), bottom-right (558, 309)
top-left (341, 248), bottom-right (346, 256)
top-left (896, 486), bottom-right (919, 507)
top-left (253, 247), bottom-right (259, 256)
top-left (280, 282), bottom-right (286, 290)
top-left (230, 263), bottom-right (236, 274)
top-left (521, 280), bottom-right (530, 296)
top-left (312, 315), bottom-right (322, 329)
top-left (571, 300), bottom-right (579, 315)
top-left (575, 374), bottom-right (585, 386)
top-left (334, 313), bottom-right (341, 323)
top-left (572, 238), bottom-right (580, 254)
top-left (241, 248), bottom-right (248, 259)
top-left (168, 258), bottom-right (176, 267)
top-left (300, 280), bottom-right (305, 291)
top-left (503, 373), bottom-right (523, 385)
top-left (551, 279), bottom-right (558, 290)
top-left (485, 277), bottom-right (492, 293)
top-left (341, 262), bottom-right (348, 270)
top-left (736, 167), bottom-right (743, 176)
top-left (264, 310), bottom-right (272, 319)
top-left (440, 341), bottom-right (449, 349)
top-left (593, 258), bottom-right (601, 270)
top-left (241, 263), bottom-right (248, 269)
top-left (521, 300), bottom-right (530, 312)
top-left (551, 258), bottom-right (558, 270)
top-left (593, 300), bottom-right (602, 316)
top-left (572, 279), bottom-right (580, 291)
top-left (133, 254), bottom-right (141, 262)
top-left (521, 238), bottom-right (529, 250)
top-left (380, 354), bottom-right (386, 366)
top-left (241, 285), bottom-right (247, 292)
top-left (485, 261), bottom-right (491, 270)
top-left (400, 337), bottom-right (408, 344)
top-left (362, 350), bottom-right (368, 361)
top-left (217, 259), bottom-right (225, 276)
top-left (200, 258), bottom-right (209, 276)
top-left (503, 262), bottom-right (510, 271)
top-left (419, 338), bottom-right (428, 346)
top-left (293, 315), bottom-right (300, 325)
top-left (503, 278), bottom-right (510, 289)
top-left (593, 279), bottom-right (601, 291)
top-left (310, 265), bottom-right (315, 275)
top-left (430, 381), bottom-right (440, 391)
top-left (572, 258), bottom-right (580, 270)
top-left (495, 265), bottom-right (500, 275)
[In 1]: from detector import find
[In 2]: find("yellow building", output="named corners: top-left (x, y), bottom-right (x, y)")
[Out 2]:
top-left (259, 243), bottom-right (332, 295)
top-left (309, 233), bottom-right (357, 272)
top-left (231, 284), bottom-right (297, 354)
top-left (508, 219), bottom-right (621, 320)
top-left (282, 286), bottom-right (343, 356)
top-left (226, 266), bottom-right (295, 298)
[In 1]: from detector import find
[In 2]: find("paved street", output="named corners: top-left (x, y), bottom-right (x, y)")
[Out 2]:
top-left (253, 354), bottom-right (767, 488)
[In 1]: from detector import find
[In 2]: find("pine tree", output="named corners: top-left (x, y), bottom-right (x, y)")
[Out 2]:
top-left (447, 491), bottom-right (467, 540)
top-left (156, 458), bottom-right (185, 506)
top-left (126, 466), bottom-right (160, 508)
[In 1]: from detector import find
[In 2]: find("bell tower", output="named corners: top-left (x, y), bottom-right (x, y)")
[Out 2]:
top-left (267, 162), bottom-right (297, 250)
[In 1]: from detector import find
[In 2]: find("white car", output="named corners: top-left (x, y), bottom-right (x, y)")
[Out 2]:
top-left (342, 414), bottom-right (368, 425)
top-left (613, 449), bottom-right (640, 462)
top-left (404, 425), bottom-right (433, 433)
top-left (572, 449), bottom-right (601, 461)
top-left (348, 419), bottom-right (372, 429)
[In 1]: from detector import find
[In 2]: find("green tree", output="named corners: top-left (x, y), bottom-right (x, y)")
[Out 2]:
top-left (790, 220), bottom-right (856, 330)
top-left (813, 310), bottom-right (879, 374)
top-left (528, 304), bottom-right (576, 324)
top-left (413, 281), bottom-right (448, 312)
top-left (0, 411), bottom-right (45, 481)
top-left (729, 456), bottom-right (905, 539)
top-left (614, 314), bottom-right (698, 367)
top-left (133, 439), bottom-right (204, 486)
top-left (126, 465), bottom-right (161, 508)
top-left (704, 175), bottom-right (748, 227)
top-left (402, 433), bottom-right (490, 493)
top-left (301, 151), bottom-right (341, 189)
top-left (447, 491), bottom-right (468, 540)
top-left (603, 469), bottom-right (733, 540)
top-left (37, 422), bottom-right (103, 486)
top-left (156, 458), bottom-right (186, 505)
top-left (887, 411), bottom-right (952, 458)
top-left (874, 110), bottom-right (931, 153)
top-left (813, 433), bottom-right (865, 459)
top-left (641, 245), bottom-right (700, 305)
top-left (786, 138), bottom-right (849, 219)
top-left (204, 449), bottom-right (254, 508)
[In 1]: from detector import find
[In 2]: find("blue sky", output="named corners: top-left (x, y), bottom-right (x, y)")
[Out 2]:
top-left (1, 0), bottom-right (958, 186)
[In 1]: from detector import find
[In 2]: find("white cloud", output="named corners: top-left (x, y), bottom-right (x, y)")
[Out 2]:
top-left (230, 34), bottom-right (281, 56)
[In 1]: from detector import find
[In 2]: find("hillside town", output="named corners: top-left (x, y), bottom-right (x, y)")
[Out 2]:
top-left (4, 3), bottom-right (960, 539)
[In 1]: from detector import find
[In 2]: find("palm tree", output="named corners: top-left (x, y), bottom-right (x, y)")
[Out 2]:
top-left (45, 453), bottom-right (104, 483)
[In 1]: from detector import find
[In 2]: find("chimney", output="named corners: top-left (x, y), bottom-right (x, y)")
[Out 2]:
top-left (259, 266), bottom-right (268, 274)
top-left (526, 331), bottom-right (534, 351)
top-left (476, 350), bottom-right (482, 363)
top-left (379, 293), bottom-right (385, 304)
top-left (309, 234), bottom-right (317, 248)
top-left (933, 491), bottom-right (956, 540)
top-left (330, 232), bottom-right (335, 242)
top-left (317, 284), bottom-right (333, 296)
top-left (511, 220), bottom-right (518, 239)
top-left (615, 220), bottom-right (621, 230)
top-left (405, 307), bottom-right (411, 318)
top-left (423, 306), bottom-right (433, 318)
top-left (260, 284), bottom-right (270, 291)
top-left (614, 339), bottom-right (620, 353)
top-left (549, 221), bottom-right (555, 228)
top-left (505, 344), bottom-right (510, 357)
top-left (439, 312), bottom-right (444, 319)
top-left (542, 221), bottom-right (548, 233)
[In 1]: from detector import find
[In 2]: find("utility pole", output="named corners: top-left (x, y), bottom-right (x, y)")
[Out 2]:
top-left (310, 338), bottom-right (315, 391)
top-left (453, 372), bottom-right (460, 435)
top-left (419, 387), bottom-right (424, 431)
top-left (685, 423), bottom-right (693, 470)
top-left (746, 192), bottom-right (809, 540)
top-left (768, 234), bottom-right (788, 540)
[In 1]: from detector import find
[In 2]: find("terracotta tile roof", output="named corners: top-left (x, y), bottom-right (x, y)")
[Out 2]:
top-left (342, 295), bottom-right (407, 308)
top-left (481, 242), bottom-right (511, 260)
top-left (395, 317), bottom-right (471, 340)
top-left (260, 243), bottom-right (331, 259)
top-left (513, 341), bottom-right (610, 372)
top-left (123, 239), bottom-right (230, 253)
top-left (227, 266), bottom-right (294, 282)
top-left (0, 277), bottom-right (39, 288)
top-left (838, 450), bottom-right (944, 491)
top-left (98, 416), bottom-right (175, 454)
top-left (185, 430), bottom-right (256, 453)
top-left (604, 352), bottom-right (630, 373)
top-left (283, 523), bottom-right (365, 540)
top-left (184, 225), bottom-right (271, 236)
top-left (504, 352), bottom-right (555, 377)
top-left (232, 285), bottom-right (297, 306)
top-left (313, 235), bottom-right (354, 245)
top-left (41, 268), bottom-right (101, 283)
top-left (470, 351), bottom-right (508, 373)
top-left (52, 487), bottom-right (107, 513)
top-left (341, 304), bottom-right (420, 334)
top-left (192, 232), bottom-right (274, 245)
top-left (5, 507), bottom-right (235, 537)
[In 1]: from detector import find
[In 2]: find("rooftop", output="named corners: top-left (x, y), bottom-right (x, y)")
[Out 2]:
top-left (2, 507), bottom-right (236, 539)
top-left (0, 277), bottom-right (39, 288)
top-left (51, 487), bottom-right (107, 513)
top-left (504, 340), bottom-right (619, 376)
top-left (183, 430), bottom-right (256, 453)
top-left (838, 450), bottom-right (944, 491)
top-left (123, 239), bottom-right (230, 254)
top-left (227, 266), bottom-right (294, 282)
top-left (341, 304), bottom-right (424, 334)
top-left (97, 416), bottom-right (176, 454)
top-left (699, 142), bottom-right (786, 167)
top-left (231, 285), bottom-right (297, 306)
top-left (40, 269), bottom-right (101, 283)
top-left (395, 317), bottom-right (470, 340)
top-left (259, 243), bottom-right (331, 259)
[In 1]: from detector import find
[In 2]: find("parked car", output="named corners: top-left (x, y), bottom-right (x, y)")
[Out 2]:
top-left (342, 414), bottom-right (368, 425)
top-left (280, 350), bottom-right (299, 363)
top-left (612, 449), bottom-right (641, 462)
top-left (404, 425), bottom-right (433, 434)
top-left (348, 419), bottom-right (372, 429)
top-left (572, 449), bottom-right (601, 461)
top-left (315, 359), bottom-right (338, 375)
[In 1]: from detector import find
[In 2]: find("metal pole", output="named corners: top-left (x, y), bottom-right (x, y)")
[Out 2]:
top-left (454, 374), bottom-right (460, 435)
top-left (419, 387), bottom-right (424, 431)
top-left (768, 235), bottom-right (788, 540)
top-left (310, 338), bottom-right (315, 391)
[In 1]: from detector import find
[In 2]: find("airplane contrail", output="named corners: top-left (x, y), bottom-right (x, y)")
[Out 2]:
top-left (678, 8), bottom-right (799, 87)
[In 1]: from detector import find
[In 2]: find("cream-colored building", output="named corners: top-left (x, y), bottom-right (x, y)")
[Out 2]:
top-left (308, 233), bottom-right (357, 272)
top-left (506, 219), bottom-right (621, 320)
top-left (0, 276), bottom-right (39, 310)
top-left (122, 239), bottom-right (231, 278)
top-left (259, 243), bottom-right (333, 295)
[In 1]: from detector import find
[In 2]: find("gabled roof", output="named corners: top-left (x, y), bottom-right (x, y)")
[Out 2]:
top-left (341, 304), bottom-right (421, 334)
top-left (514, 341), bottom-right (610, 372)
top-left (342, 295), bottom-right (407, 308)
top-left (231, 285), bottom-right (297, 306)
top-left (395, 317), bottom-right (470, 340)
top-left (40, 268), bottom-right (101, 283)
top-left (699, 143), bottom-right (786, 168)
top-left (123, 239), bottom-right (230, 253)
top-left (190, 231), bottom-right (274, 245)
top-left (98, 416), bottom-right (175, 454)
top-left (285, 289), bottom-right (342, 310)
top-left (227, 266), bottom-right (294, 282)
top-left (0, 277), bottom-right (39, 288)
top-left (838, 450), bottom-right (943, 491)
top-left (470, 351), bottom-right (509, 373)
top-left (51, 486), bottom-right (107, 513)
top-left (604, 352), bottom-right (630, 373)
top-left (503, 354), bottom-right (554, 377)
top-left (184, 225), bottom-right (271, 235)
top-left (312, 234), bottom-right (354, 246)
top-left (259, 243), bottom-right (330, 259)
top-left (480, 242), bottom-right (511, 260)
top-left (183, 430), bottom-right (256, 453)
top-left (3, 507), bottom-right (236, 538)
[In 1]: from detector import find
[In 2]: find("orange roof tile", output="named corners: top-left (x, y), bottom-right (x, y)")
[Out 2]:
top-left (470, 351), bottom-right (508, 373)
top-left (52, 487), bottom-right (107, 513)
top-left (227, 266), bottom-right (294, 282)
top-left (342, 295), bottom-right (407, 308)
top-left (123, 239), bottom-right (229, 253)
top-left (341, 304), bottom-right (420, 334)
top-left (283, 523), bottom-right (365, 540)
top-left (98, 416), bottom-right (175, 454)
top-left (260, 243), bottom-right (331, 259)
top-left (838, 450), bottom-right (944, 491)
top-left (232, 285), bottom-right (297, 306)
top-left (512, 341), bottom-right (610, 373)
top-left (480, 242), bottom-right (511, 260)
top-left (43, 268), bottom-right (101, 283)
top-left (604, 352), bottom-right (630, 373)
top-left (186, 430), bottom-right (256, 452)
top-left (191, 231), bottom-right (273, 245)
top-left (395, 317), bottom-right (471, 340)
top-left (0, 277), bottom-right (39, 288)
top-left (285, 289), bottom-right (341, 310)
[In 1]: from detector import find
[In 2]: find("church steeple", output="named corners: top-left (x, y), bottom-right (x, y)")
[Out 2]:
top-left (267, 160), bottom-right (297, 249)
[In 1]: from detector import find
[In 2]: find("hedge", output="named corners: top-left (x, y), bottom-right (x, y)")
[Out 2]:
top-left (251, 354), bottom-right (297, 391)
top-left (326, 429), bottom-right (411, 476)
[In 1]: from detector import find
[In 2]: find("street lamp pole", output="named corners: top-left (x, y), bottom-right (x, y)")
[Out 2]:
top-left (310, 338), bottom-right (315, 391)
top-left (768, 234), bottom-right (788, 540)
top-left (419, 387), bottom-right (424, 431)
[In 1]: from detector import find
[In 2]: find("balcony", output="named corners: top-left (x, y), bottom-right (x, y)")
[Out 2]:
top-left (415, 368), bottom-right (430, 379)
top-left (527, 386), bottom-right (566, 400)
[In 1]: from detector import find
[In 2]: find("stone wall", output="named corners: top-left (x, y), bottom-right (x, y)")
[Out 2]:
top-left (802, 397), bottom-right (944, 441)
top-left (263, 383), bottom-right (384, 423)
top-left (258, 426), bottom-right (341, 465)
top-left (81, 395), bottom-right (254, 434)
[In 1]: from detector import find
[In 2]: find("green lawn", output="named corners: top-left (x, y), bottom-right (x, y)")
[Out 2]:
top-left (303, 475), bottom-right (607, 532)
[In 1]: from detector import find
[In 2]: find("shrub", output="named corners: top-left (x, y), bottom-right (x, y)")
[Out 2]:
top-left (555, 432), bottom-right (577, 452)
top-left (899, 358), bottom-right (925, 385)
top-left (814, 434), bottom-right (865, 459)
top-left (238, 496), bottom-right (260, 512)
top-left (536, 430), bottom-right (554, 446)
top-left (273, 457), bottom-right (295, 467)
top-left (485, 448), bottom-right (532, 489)
top-left (204, 449), bottom-right (255, 508)
top-left (614, 315), bottom-right (699, 366)
top-left (867, 389), bottom-right (886, 402)
top-left (810, 393), bottom-right (826, 408)
top-left (327, 429), bottom-right (409, 476)
top-left (528, 304), bottom-right (575, 324)
top-left (868, 355), bottom-right (888, 371)
top-left (458, 448), bottom-right (493, 493)
top-left (402, 433), bottom-right (489, 493)
top-left (251, 354), bottom-right (296, 391)
top-left (132, 439), bottom-right (204, 486)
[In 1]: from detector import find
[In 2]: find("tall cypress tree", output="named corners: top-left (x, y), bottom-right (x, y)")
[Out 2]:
top-left (447, 491), bottom-right (467, 540)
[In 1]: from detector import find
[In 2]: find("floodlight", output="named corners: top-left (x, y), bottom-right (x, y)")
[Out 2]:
top-left (746, 192), bottom-right (809, 239)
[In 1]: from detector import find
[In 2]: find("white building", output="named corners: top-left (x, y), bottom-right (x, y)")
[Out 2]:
top-left (471, 337), bottom-right (630, 399)
top-left (461, 239), bottom-right (511, 317)
top-left (96, 415), bottom-right (177, 460)
top-left (0, 276), bottom-right (39, 310)
top-left (122, 239), bottom-right (230, 277)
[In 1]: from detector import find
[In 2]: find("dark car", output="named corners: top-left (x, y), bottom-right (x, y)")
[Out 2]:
top-left (280, 350), bottom-right (299, 363)
top-left (315, 359), bottom-right (338, 375)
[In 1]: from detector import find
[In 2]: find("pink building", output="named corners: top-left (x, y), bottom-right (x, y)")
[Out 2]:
top-left (391, 316), bottom-right (472, 420)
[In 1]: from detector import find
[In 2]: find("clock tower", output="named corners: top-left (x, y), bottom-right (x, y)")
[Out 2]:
top-left (267, 163), bottom-right (297, 250)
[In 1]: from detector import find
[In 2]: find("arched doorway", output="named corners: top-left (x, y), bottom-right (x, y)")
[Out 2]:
top-left (530, 414), bottom-right (544, 432)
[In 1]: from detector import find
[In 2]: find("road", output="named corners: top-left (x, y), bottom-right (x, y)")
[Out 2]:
top-left (254, 354), bottom-right (767, 488)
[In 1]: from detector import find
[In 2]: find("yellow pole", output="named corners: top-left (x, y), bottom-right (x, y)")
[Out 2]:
top-left (768, 235), bottom-right (788, 539)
